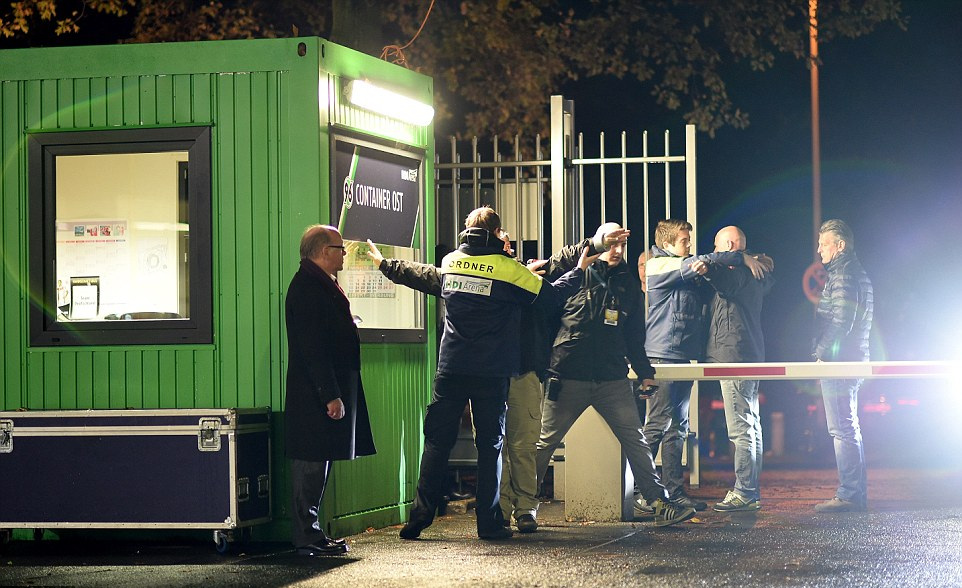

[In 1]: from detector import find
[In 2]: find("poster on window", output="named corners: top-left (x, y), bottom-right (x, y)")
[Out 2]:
top-left (334, 140), bottom-right (421, 248)
top-left (56, 219), bottom-right (130, 319)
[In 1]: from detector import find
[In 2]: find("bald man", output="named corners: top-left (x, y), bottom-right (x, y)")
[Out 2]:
top-left (695, 226), bottom-right (773, 512)
top-left (284, 225), bottom-right (376, 555)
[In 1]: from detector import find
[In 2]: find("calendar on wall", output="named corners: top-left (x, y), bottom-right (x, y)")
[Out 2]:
top-left (338, 239), bottom-right (424, 333)
top-left (340, 269), bottom-right (396, 299)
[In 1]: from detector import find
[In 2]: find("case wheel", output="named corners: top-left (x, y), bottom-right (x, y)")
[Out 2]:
top-left (213, 531), bottom-right (231, 554)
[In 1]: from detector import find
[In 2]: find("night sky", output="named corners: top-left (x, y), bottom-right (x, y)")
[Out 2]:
top-left (569, 0), bottom-right (962, 364)
top-left (564, 0), bottom-right (961, 460)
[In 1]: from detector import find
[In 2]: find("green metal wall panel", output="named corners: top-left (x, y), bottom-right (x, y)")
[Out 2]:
top-left (1, 37), bottom-right (436, 542)
top-left (329, 343), bottom-right (432, 537)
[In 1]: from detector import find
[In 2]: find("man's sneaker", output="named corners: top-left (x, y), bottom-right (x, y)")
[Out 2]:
top-left (652, 498), bottom-right (696, 527)
top-left (814, 497), bottom-right (866, 513)
top-left (713, 490), bottom-right (761, 512)
top-left (633, 496), bottom-right (655, 519)
top-left (515, 514), bottom-right (538, 533)
top-left (670, 494), bottom-right (708, 512)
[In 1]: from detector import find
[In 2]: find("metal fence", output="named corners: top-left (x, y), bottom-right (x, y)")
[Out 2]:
top-left (433, 95), bottom-right (703, 484)
top-left (435, 95), bottom-right (698, 260)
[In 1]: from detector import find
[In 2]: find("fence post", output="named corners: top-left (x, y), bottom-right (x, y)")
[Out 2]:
top-left (550, 95), bottom-right (578, 251)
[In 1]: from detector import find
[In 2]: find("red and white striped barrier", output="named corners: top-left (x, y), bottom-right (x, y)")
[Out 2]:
top-left (649, 360), bottom-right (959, 381)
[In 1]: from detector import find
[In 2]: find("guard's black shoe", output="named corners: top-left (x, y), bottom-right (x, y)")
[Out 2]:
top-left (478, 527), bottom-right (513, 540)
top-left (670, 494), bottom-right (708, 511)
top-left (296, 539), bottom-right (349, 556)
top-left (400, 518), bottom-right (431, 540)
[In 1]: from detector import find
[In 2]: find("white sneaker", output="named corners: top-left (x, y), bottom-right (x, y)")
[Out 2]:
top-left (713, 490), bottom-right (761, 512)
top-left (633, 495), bottom-right (655, 519)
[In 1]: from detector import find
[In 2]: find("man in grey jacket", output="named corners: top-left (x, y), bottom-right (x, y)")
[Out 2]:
top-left (812, 219), bottom-right (873, 513)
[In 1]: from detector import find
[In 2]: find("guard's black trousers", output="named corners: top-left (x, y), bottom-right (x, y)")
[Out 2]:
top-left (409, 373), bottom-right (509, 536)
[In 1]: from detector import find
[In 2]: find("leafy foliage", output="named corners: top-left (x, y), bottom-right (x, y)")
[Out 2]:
top-left (2, 0), bottom-right (905, 140)
top-left (1, 0), bottom-right (134, 38)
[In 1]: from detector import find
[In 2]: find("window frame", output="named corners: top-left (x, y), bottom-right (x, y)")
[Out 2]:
top-left (28, 126), bottom-right (213, 346)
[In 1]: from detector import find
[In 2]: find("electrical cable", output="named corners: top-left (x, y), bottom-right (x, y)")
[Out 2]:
top-left (380, 0), bottom-right (436, 67)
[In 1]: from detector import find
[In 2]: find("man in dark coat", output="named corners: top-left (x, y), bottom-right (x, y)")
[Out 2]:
top-left (284, 224), bottom-right (376, 555)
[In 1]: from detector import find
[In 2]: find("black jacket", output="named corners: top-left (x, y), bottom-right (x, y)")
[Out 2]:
top-left (704, 257), bottom-right (774, 363)
top-left (544, 241), bottom-right (655, 382)
top-left (284, 259), bottom-right (376, 462)
top-left (378, 257), bottom-right (582, 380)
top-left (814, 251), bottom-right (873, 362)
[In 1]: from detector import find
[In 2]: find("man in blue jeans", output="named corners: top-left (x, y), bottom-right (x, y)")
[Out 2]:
top-left (643, 219), bottom-right (769, 512)
top-left (695, 226), bottom-right (774, 512)
top-left (812, 219), bottom-right (873, 513)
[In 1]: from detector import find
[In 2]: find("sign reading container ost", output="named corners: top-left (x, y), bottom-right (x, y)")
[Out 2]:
top-left (334, 139), bottom-right (422, 248)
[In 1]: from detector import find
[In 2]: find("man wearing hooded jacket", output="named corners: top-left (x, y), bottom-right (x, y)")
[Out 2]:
top-left (368, 232), bottom-right (593, 534)
top-left (395, 206), bottom-right (589, 541)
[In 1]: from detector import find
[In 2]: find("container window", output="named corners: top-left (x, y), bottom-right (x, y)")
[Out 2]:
top-left (28, 127), bottom-right (212, 346)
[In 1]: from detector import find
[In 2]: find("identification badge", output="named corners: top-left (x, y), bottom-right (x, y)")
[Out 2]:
top-left (604, 307), bottom-right (619, 326)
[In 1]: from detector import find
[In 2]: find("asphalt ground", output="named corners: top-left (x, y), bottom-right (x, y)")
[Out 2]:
top-left (3, 465), bottom-right (962, 588)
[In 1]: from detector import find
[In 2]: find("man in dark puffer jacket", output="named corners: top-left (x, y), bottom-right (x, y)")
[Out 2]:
top-left (813, 219), bottom-right (874, 513)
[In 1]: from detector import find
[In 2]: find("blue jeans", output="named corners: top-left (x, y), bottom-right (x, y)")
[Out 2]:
top-left (409, 373), bottom-right (509, 536)
top-left (642, 362), bottom-right (692, 499)
top-left (820, 378), bottom-right (867, 505)
top-left (720, 379), bottom-right (762, 501)
top-left (535, 379), bottom-right (669, 504)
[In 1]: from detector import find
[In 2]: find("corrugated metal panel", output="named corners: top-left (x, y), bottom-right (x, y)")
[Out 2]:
top-left (4, 69), bottom-right (288, 413)
top-left (1, 38), bottom-right (436, 541)
top-left (329, 344), bottom-right (431, 533)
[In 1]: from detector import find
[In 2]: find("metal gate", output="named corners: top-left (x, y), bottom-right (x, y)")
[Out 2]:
top-left (435, 95), bottom-right (698, 262)
top-left (435, 96), bottom-right (705, 490)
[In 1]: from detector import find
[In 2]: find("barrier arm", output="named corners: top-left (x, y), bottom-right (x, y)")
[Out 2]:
top-left (651, 360), bottom-right (960, 381)
top-left (565, 360), bottom-right (959, 523)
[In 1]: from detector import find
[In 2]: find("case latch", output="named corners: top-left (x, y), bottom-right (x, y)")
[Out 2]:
top-left (198, 418), bottom-right (222, 451)
top-left (0, 420), bottom-right (12, 454)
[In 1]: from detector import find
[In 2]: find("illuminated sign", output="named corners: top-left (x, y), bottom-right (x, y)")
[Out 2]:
top-left (334, 138), bottom-right (421, 248)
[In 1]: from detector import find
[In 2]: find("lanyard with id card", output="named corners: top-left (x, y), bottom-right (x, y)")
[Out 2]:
top-left (604, 296), bottom-right (620, 326)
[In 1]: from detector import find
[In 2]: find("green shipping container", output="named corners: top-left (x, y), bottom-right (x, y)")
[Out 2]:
top-left (0, 37), bottom-right (437, 541)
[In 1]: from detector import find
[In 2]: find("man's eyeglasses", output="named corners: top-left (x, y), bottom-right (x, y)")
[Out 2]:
top-left (327, 244), bottom-right (346, 251)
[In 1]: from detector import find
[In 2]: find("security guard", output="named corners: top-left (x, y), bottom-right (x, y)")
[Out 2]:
top-left (399, 206), bottom-right (583, 541)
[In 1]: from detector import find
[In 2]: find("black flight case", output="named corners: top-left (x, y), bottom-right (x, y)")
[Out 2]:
top-left (0, 407), bottom-right (271, 552)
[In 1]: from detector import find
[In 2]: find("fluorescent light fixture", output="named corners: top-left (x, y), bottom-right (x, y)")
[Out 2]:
top-left (345, 80), bottom-right (434, 126)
